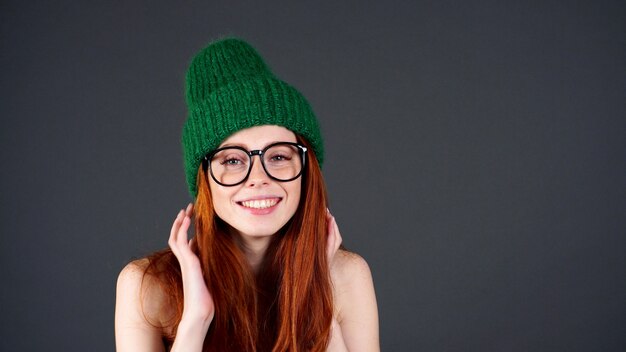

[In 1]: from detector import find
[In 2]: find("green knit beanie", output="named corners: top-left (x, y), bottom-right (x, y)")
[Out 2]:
top-left (182, 38), bottom-right (324, 197)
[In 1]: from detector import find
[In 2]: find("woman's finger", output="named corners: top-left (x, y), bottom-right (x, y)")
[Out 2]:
top-left (177, 215), bottom-right (191, 248)
top-left (185, 203), bottom-right (194, 218)
top-left (326, 210), bottom-right (342, 262)
top-left (175, 216), bottom-right (198, 268)
top-left (168, 210), bottom-right (185, 255)
top-left (332, 216), bottom-right (342, 251)
top-left (326, 211), bottom-right (334, 259)
top-left (169, 208), bottom-right (195, 264)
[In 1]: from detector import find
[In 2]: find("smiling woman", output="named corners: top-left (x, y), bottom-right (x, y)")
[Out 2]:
top-left (114, 38), bottom-right (379, 352)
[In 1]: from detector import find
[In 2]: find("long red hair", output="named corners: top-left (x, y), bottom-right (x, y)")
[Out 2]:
top-left (142, 136), bottom-right (333, 351)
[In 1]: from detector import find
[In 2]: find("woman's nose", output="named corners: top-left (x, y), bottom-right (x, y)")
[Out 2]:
top-left (245, 157), bottom-right (270, 187)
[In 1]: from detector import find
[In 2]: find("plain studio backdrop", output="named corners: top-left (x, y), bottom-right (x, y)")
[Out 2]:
top-left (1, 1), bottom-right (624, 351)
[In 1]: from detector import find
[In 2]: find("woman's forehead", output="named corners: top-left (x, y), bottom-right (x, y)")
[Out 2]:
top-left (219, 125), bottom-right (297, 149)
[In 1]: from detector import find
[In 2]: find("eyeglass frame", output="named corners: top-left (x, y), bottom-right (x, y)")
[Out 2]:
top-left (202, 141), bottom-right (308, 187)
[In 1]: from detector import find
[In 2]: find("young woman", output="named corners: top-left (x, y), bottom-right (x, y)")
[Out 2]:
top-left (115, 38), bottom-right (379, 351)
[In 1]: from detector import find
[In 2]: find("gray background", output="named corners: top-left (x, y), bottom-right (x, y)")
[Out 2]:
top-left (1, 1), bottom-right (625, 351)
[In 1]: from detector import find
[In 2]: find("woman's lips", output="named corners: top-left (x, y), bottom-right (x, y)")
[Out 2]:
top-left (239, 198), bottom-right (280, 209)
top-left (237, 197), bottom-right (282, 214)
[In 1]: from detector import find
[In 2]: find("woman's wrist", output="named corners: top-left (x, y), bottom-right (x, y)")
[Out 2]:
top-left (180, 310), bottom-right (213, 332)
top-left (170, 316), bottom-right (212, 352)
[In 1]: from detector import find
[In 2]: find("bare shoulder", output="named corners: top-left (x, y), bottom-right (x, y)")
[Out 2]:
top-left (116, 258), bottom-right (156, 319)
top-left (117, 258), bottom-right (159, 301)
top-left (115, 257), bottom-right (174, 351)
top-left (117, 258), bottom-right (149, 288)
top-left (331, 250), bottom-right (380, 350)
top-left (116, 257), bottom-right (174, 333)
top-left (330, 250), bottom-right (376, 314)
top-left (331, 250), bottom-right (374, 288)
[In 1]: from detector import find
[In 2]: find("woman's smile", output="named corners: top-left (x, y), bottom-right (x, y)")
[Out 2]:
top-left (236, 196), bottom-right (283, 215)
top-left (238, 197), bottom-right (282, 210)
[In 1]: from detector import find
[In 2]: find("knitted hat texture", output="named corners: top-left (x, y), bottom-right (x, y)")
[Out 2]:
top-left (182, 38), bottom-right (324, 197)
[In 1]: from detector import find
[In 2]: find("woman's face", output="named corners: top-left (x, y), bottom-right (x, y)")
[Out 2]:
top-left (208, 125), bottom-right (302, 240)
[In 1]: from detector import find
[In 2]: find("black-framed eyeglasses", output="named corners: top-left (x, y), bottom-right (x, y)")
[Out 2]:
top-left (202, 142), bottom-right (307, 187)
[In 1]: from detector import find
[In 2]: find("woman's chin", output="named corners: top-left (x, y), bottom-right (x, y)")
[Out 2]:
top-left (235, 226), bottom-right (282, 239)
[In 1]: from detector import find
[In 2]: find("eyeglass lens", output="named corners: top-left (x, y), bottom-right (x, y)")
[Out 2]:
top-left (209, 143), bottom-right (303, 185)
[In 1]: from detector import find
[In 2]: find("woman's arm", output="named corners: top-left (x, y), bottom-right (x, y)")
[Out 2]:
top-left (326, 212), bottom-right (380, 351)
top-left (330, 253), bottom-right (380, 351)
top-left (115, 261), bottom-right (166, 352)
top-left (114, 260), bottom-right (215, 352)
top-left (115, 204), bottom-right (214, 352)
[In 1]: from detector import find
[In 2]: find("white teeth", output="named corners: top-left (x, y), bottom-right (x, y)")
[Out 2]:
top-left (241, 199), bottom-right (278, 209)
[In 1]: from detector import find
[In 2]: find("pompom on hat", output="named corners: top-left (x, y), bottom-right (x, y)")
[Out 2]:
top-left (182, 38), bottom-right (324, 197)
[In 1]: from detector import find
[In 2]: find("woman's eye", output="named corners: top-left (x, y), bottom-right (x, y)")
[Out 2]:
top-left (222, 157), bottom-right (245, 165)
top-left (218, 154), bottom-right (246, 166)
top-left (270, 154), bottom-right (291, 162)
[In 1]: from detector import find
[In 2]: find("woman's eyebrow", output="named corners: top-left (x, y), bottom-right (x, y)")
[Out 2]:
top-left (219, 142), bottom-right (247, 148)
top-left (218, 141), bottom-right (290, 149)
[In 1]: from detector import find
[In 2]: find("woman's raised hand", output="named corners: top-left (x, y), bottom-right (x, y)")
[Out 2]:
top-left (168, 203), bottom-right (215, 326)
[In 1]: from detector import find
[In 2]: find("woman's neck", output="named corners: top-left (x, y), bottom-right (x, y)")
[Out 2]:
top-left (237, 234), bottom-right (272, 274)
